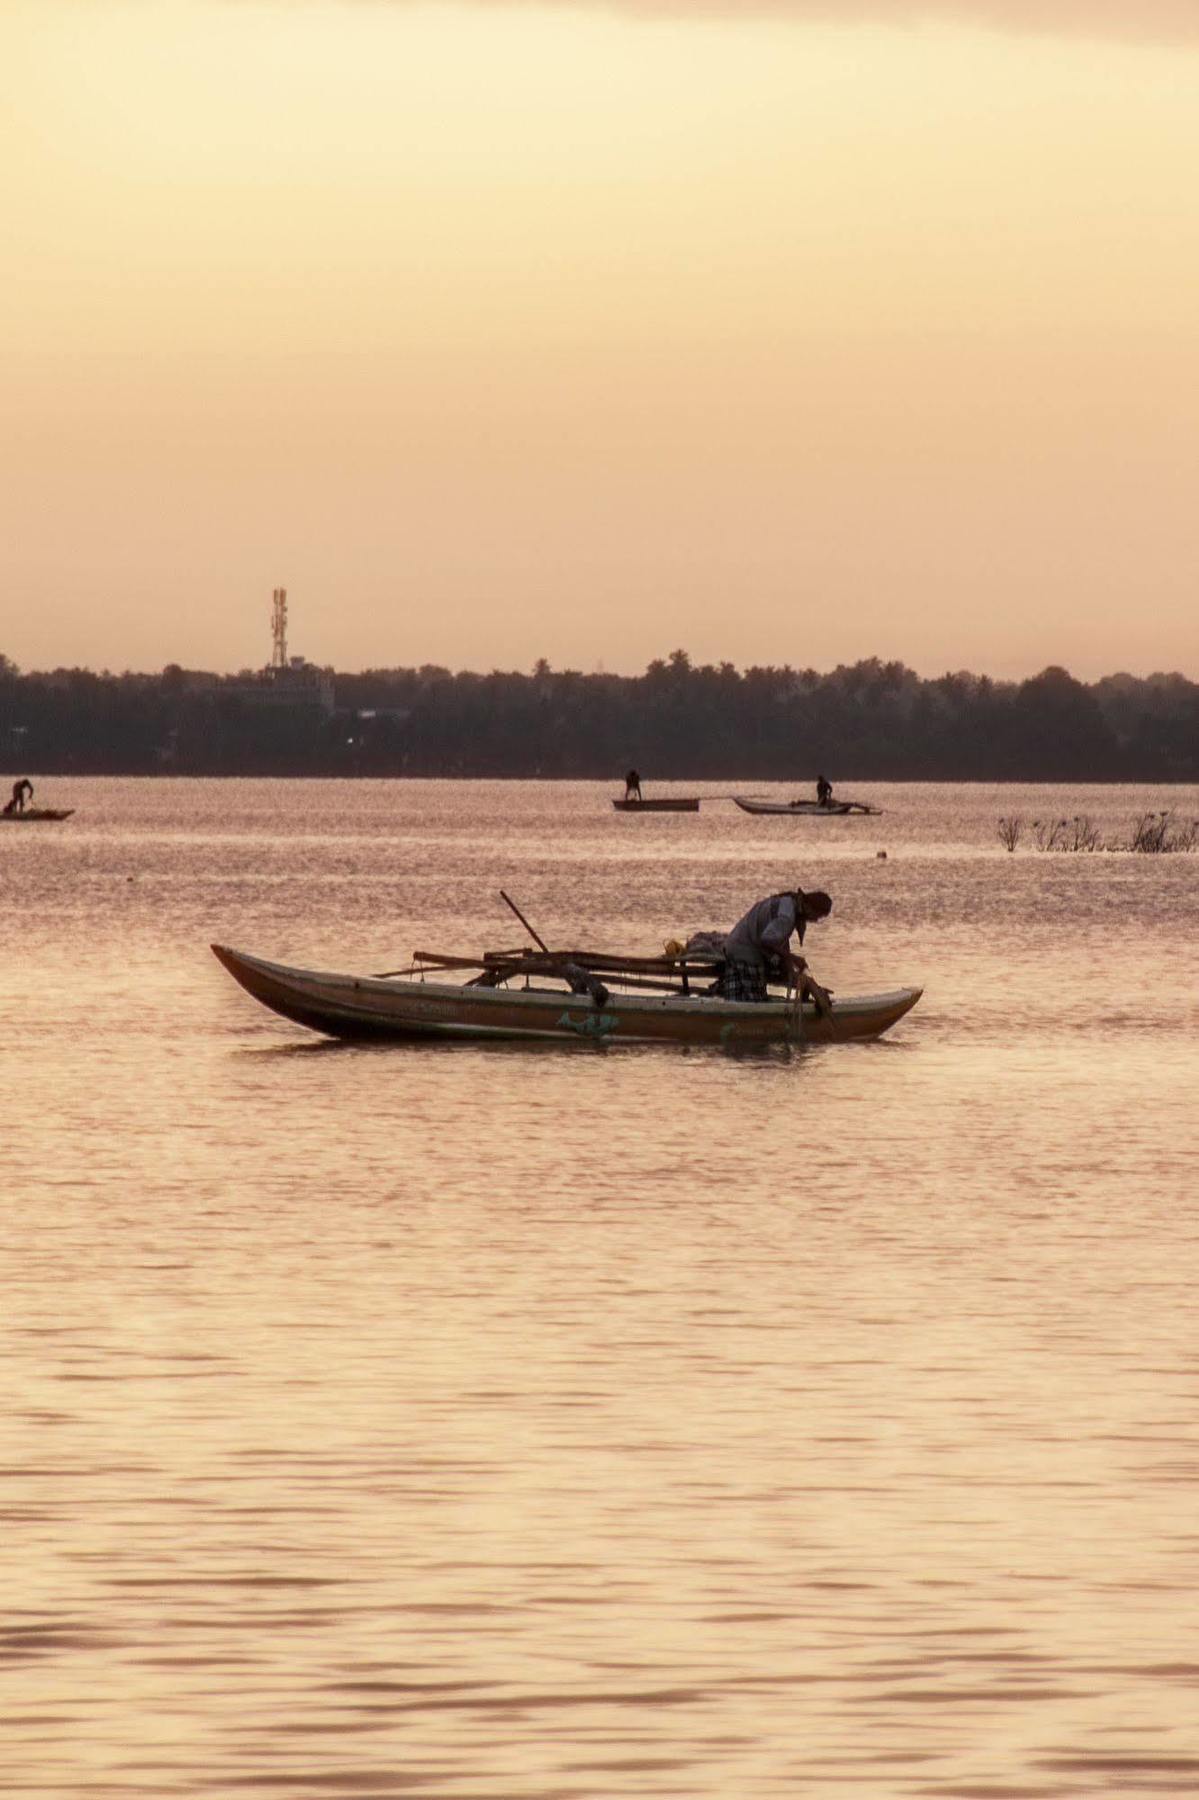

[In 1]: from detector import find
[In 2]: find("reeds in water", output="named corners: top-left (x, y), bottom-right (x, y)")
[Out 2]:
top-left (1031, 815), bottom-right (1102, 853)
top-left (997, 809), bottom-right (1199, 853)
top-left (1127, 810), bottom-right (1199, 854)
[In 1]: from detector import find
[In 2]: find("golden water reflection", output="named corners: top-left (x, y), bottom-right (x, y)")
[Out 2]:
top-left (2, 780), bottom-right (1197, 1796)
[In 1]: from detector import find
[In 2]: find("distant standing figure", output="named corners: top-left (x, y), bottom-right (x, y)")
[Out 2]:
top-left (815, 774), bottom-right (833, 806)
top-left (5, 777), bottom-right (33, 815)
top-left (624, 768), bottom-right (642, 802)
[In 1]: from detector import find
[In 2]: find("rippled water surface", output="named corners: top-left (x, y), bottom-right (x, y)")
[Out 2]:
top-left (3, 779), bottom-right (1198, 1798)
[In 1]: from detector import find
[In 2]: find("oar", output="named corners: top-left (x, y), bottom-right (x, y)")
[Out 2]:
top-left (500, 889), bottom-right (550, 954)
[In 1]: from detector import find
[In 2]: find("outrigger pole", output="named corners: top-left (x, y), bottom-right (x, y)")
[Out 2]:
top-left (499, 890), bottom-right (551, 954)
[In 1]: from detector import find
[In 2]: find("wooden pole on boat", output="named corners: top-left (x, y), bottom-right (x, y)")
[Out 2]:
top-left (496, 898), bottom-right (615, 1008)
top-left (500, 890), bottom-right (550, 954)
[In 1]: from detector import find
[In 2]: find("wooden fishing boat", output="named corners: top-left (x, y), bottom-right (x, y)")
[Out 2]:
top-left (612, 797), bottom-right (700, 812)
top-left (733, 796), bottom-right (878, 817)
top-left (212, 943), bottom-right (921, 1048)
top-left (0, 807), bottom-right (75, 823)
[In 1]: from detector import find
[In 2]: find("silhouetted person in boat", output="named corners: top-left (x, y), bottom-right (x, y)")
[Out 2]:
top-left (624, 768), bottom-right (642, 802)
top-left (815, 774), bottom-right (833, 806)
top-left (4, 778), bottom-right (33, 816)
top-left (719, 886), bottom-right (833, 1010)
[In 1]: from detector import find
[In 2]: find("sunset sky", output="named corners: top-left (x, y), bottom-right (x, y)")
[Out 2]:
top-left (4, 0), bottom-right (1198, 679)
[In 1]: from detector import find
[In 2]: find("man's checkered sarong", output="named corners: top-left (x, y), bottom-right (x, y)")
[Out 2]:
top-left (718, 957), bottom-right (769, 1002)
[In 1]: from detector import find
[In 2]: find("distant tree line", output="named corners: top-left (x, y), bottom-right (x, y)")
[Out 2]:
top-left (1, 650), bottom-right (1196, 780)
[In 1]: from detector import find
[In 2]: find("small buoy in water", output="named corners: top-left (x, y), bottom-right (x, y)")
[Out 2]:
top-left (876, 849), bottom-right (887, 860)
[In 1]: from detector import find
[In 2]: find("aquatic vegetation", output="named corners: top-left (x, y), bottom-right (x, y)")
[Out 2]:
top-left (1127, 810), bottom-right (1199, 854)
top-left (1031, 815), bottom-right (1102, 852)
top-left (1019, 809), bottom-right (1199, 853)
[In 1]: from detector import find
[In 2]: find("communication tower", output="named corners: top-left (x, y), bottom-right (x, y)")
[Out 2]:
top-left (270, 587), bottom-right (288, 670)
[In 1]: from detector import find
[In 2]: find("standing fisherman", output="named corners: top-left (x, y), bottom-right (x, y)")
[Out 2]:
top-left (3, 778), bottom-right (33, 815)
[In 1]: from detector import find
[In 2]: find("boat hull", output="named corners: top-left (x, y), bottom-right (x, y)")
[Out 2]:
top-left (1, 808), bottom-right (74, 823)
top-left (612, 798), bottom-right (700, 812)
top-left (733, 797), bottom-right (875, 816)
top-left (212, 945), bottom-right (920, 1048)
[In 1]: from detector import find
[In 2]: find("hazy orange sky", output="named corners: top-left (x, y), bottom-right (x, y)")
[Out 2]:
top-left (3, 0), bottom-right (1198, 678)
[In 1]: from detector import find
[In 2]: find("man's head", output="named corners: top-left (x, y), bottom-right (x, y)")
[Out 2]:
top-left (798, 889), bottom-right (832, 924)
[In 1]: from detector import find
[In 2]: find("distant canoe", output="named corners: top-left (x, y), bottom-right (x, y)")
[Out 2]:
top-left (733, 797), bottom-right (879, 817)
top-left (0, 808), bottom-right (75, 823)
top-left (612, 797), bottom-right (700, 813)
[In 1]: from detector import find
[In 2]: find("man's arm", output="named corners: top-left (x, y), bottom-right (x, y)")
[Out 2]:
top-left (759, 901), bottom-right (803, 987)
top-left (798, 965), bottom-right (833, 1017)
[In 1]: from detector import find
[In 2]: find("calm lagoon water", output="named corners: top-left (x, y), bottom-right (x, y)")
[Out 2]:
top-left (2, 778), bottom-right (1198, 1798)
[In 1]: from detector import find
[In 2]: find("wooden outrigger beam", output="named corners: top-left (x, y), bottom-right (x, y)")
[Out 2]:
top-left (407, 945), bottom-right (726, 997)
top-left (496, 947), bottom-right (724, 980)
top-left (412, 949), bottom-right (723, 975)
top-left (386, 945), bottom-right (823, 1006)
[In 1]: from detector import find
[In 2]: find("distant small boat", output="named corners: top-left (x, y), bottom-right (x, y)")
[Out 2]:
top-left (0, 807), bottom-right (75, 823)
top-left (612, 797), bottom-right (700, 813)
top-left (733, 797), bottom-right (879, 817)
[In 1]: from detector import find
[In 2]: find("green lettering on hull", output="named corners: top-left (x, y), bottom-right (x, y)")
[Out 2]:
top-left (556, 1010), bottom-right (618, 1039)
